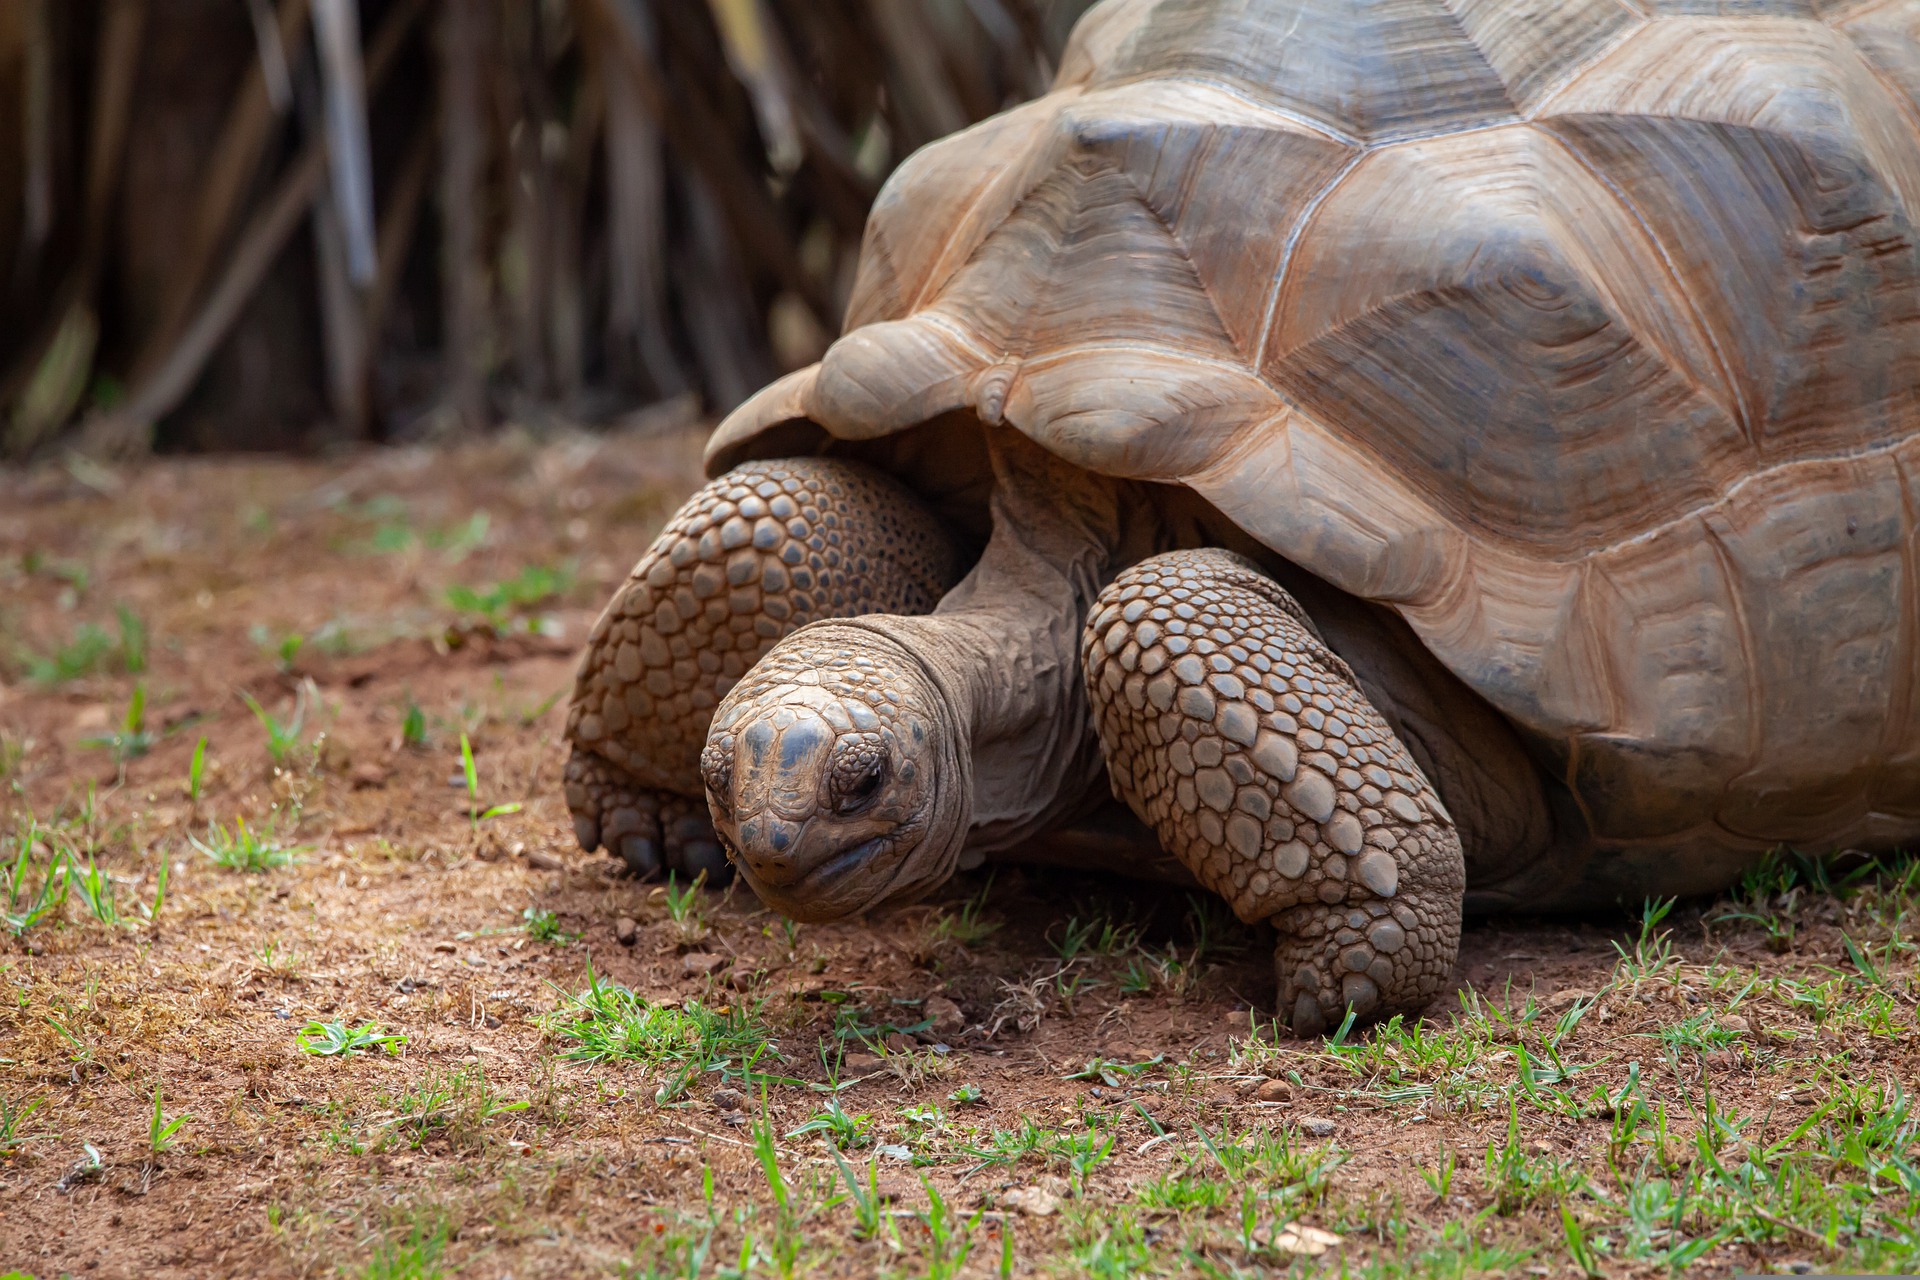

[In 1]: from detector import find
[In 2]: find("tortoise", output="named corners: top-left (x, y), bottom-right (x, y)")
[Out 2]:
top-left (565, 0), bottom-right (1920, 1035)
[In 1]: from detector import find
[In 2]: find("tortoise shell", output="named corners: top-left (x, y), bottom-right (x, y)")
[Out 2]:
top-left (711, 0), bottom-right (1920, 877)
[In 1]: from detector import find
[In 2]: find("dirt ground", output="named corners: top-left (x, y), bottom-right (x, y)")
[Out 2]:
top-left (1, 430), bottom-right (1916, 1279)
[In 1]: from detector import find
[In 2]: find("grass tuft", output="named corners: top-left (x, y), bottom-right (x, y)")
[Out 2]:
top-left (297, 1020), bottom-right (408, 1058)
top-left (191, 815), bottom-right (302, 872)
top-left (541, 967), bottom-right (776, 1104)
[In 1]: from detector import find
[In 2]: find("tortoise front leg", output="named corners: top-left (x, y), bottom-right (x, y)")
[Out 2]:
top-left (565, 458), bottom-right (959, 880)
top-left (1083, 549), bottom-right (1463, 1036)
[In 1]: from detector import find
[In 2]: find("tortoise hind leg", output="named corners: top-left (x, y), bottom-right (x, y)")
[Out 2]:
top-left (1082, 549), bottom-right (1463, 1036)
top-left (566, 457), bottom-right (959, 881)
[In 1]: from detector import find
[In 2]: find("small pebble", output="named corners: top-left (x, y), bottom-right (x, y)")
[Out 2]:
top-left (1255, 1079), bottom-right (1292, 1103)
top-left (924, 995), bottom-right (965, 1037)
top-left (711, 1088), bottom-right (743, 1112)
top-left (614, 917), bottom-right (638, 946)
top-left (682, 952), bottom-right (727, 976)
top-left (1004, 1187), bottom-right (1058, 1217)
top-left (1299, 1116), bottom-right (1336, 1138)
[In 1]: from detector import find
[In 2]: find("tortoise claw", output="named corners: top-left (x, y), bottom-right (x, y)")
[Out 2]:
top-left (563, 746), bottom-right (732, 884)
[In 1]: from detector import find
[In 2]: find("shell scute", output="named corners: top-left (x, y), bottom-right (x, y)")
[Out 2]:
top-left (710, 0), bottom-right (1920, 862)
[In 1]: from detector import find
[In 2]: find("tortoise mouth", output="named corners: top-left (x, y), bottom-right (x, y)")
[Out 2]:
top-left (732, 829), bottom-right (911, 921)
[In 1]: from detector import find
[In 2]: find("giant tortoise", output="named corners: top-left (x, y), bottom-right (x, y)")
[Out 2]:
top-left (565, 0), bottom-right (1920, 1034)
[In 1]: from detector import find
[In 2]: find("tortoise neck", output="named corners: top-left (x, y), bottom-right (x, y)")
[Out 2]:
top-left (857, 428), bottom-right (1131, 855)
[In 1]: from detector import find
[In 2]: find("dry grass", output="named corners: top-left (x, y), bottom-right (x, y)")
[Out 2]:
top-left (1, 429), bottom-right (1917, 1278)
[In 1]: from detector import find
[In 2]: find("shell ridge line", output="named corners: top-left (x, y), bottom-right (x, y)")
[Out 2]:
top-left (1579, 430), bottom-right (1920, 561)
top-left (1256, 273), bottom-right (1693, 554)
top-left (1102, 70), bottom-right (1363, 146)
top-left (909, 92), bottom-right (1082, 316)
top-left (1253, 148), bottom-right (1367, 371)
top-left (1167, 118), bottom-right (1227, 235)
top-left (1829, 0), bottom-right (1904, 28)
top-left (1573, 556), bottom-right (1627, 755)
top-left (1697, 511), bottom-right (1766, 785)
top-left (1524, 131), bottom-right (1746, 432)
top-left (1519, 11), bottom-right (1651, 120)
top-left (1559, 719), bottom-right (1604, 842)
top-left (1833, 30), bottom-right (1920, 218)
top-left (1874, 445), bottom-right (1920, 787)
top-left (1532, 120), bottom-right (1758, 448)
top-left (1095, 159), bottom-right (1256, 368)
top-left (912, 309), bottom-right (1000, 367)
top-left (1398, 0), bottom-right (1529, 123)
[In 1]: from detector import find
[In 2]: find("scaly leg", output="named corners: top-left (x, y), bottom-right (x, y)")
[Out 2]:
top-left (565, 457), bottom-right (959, 879)
top-left (1083, 549), bottom-right (1463, 1035)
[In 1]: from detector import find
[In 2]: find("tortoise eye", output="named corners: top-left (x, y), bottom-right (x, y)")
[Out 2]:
top-left (838, 762), bottom-right (885, 813)
top-left (829, 742), bottom-right (888, 815)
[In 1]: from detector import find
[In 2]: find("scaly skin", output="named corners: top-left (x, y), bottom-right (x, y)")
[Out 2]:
top-left (1082, 549), bottom-right (1464, 1036)
top-left (564, 458), bottom-right (959, 879)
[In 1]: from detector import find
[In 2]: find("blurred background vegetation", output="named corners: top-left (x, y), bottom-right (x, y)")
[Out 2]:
top-left (0, 0), bottom-right (1092, 459)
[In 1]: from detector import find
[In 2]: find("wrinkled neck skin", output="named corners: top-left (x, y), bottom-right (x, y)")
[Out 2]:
top-left (855, 427), bottom-right (1131, 864)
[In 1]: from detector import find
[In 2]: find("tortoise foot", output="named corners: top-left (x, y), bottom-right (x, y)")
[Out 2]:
top-left (1083, 548), bottom-right (1463, 1037)
top-left (1268, 822), bottom-right (1463, 1038)
top-left (563, 746), bottom-right (730, 884)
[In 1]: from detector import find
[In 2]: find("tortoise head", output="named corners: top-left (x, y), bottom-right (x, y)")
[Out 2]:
top-left (699, 622), bottom-right (971, 920)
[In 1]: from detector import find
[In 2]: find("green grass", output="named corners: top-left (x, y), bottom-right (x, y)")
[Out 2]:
top-left (0, 729), bottom-right (25, 785)
top-left (1049, 913), bottom-right (1142, 961)
top-left (541, 967), bottom-right (777, 1103)
top-left (376, 1064), bottom-right (526, 1150)
top-left (349, 504), bottom-right (489, 563)
top-left (785, 1099), bottom-right (873, 1149)
top-left (249, 624), bottom-right (305, 671)
top-left (0, 1092), bottom-right (44, 1156)
top-left (521, 906), bottom-right (577, 945)
top-left (296, 1020), bottom-right (408, 1057)
top-left (459, 733), bottom-right (521, 828)
top-left (240, 686), bottom-right (308, 763)
top-left (65, 850), bottom-right (119, 926)
top-left (661, 870), bottom-right (711, 944)
top-left (926, 875), bottom-right (1001, 949)
top-left (359, 1220), bottom-right (449, 1280)
top-left (2, 822), bottom-right (68, 936)
top-left (186, 735), bottom-right (207, 803)
top-left (400, 698), bottom-right (428, 748)
top-left (78, 682), bottom-right (154, 762)
top-left (16, 604), bottom-right (146, 685)
top-left (444, 562), bottom-right (571, 631)
top-left (148, 1084), bottom-right (189, 1153)
top-left (191, 815), bottom-right (302, 871)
